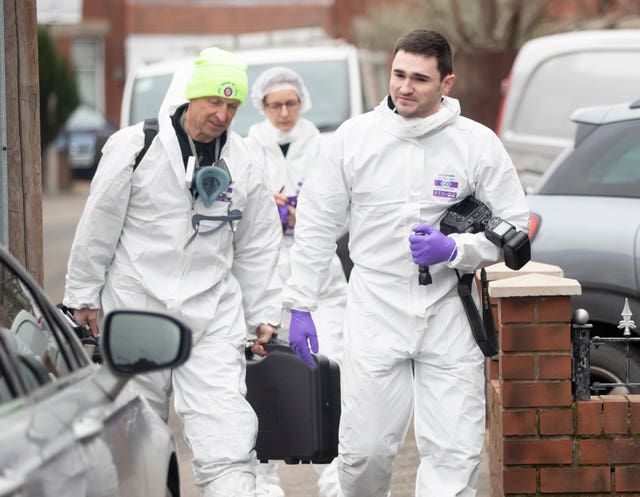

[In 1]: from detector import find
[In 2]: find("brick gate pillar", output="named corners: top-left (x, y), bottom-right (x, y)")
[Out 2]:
top-left (483, 262), bottom-right (581, 496)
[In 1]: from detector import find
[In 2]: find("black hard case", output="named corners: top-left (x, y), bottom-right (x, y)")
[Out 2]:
top-left (245, 343), bottom-right (341, 464)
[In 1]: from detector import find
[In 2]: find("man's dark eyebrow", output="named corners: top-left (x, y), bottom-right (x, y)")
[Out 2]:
top-left (393, 68), bottom-right (431, 80)
top-left (411, 71), bottom-right (430, 79)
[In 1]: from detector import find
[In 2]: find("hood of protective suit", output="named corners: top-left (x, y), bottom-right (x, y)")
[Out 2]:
top-left (376, 95), bottom-right (461, 139)
top-left (159, 65), bottom-right (192, 119)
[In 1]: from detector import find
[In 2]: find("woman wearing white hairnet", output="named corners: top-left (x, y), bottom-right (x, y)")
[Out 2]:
top-left (244, 66), bottom-right (347, 497)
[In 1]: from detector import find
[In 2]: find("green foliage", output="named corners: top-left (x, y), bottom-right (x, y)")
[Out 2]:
top-left (38, 27), bottom-right (80, 152)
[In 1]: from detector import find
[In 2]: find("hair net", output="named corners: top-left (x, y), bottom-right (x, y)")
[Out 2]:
top-left (185, 47), bottom-right (248, 104)
top-left (250, 66), bottom-right (312, 115)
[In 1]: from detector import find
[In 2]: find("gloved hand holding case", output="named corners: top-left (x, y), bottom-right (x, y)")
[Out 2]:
top-left (288, 309), bottom-right (319, 368)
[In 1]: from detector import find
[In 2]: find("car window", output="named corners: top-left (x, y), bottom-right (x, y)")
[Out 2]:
top-left (232, 59), bottom-right (351, 136)
top-left (130, 72), bottom-right (175, 128)
top-left (512, 51), bottom-right (640, 140)
top-left (0, 258), bottom-right (85, 401)
top-left (539, 118), bottom-right (640, 198)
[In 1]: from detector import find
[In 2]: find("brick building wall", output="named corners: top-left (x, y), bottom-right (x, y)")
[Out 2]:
top-left (125, 3), bottom-right (332, 35)
top-left (83, 0), bottom-right (126, 125)
top-left (484, 264), bottom-right (640, 496)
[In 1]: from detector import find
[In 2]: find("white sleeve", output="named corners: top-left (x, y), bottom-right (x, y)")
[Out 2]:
top-left (448, 129), bottom-right (529, 272)
top-left (282, 132), bottom-right (351, 311)
top-left (231, 152), bottom-right (283, 328)
top-left (63, 126), bottom-right (142, 309)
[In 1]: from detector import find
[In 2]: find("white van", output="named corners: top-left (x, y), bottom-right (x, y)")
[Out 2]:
top-left (496, 29), bottom-right (640, 192)
top-left (120, 42), bottom-right (388, 136)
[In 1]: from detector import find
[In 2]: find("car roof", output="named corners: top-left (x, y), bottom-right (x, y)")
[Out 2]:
top-left (511, 29), bottom-right (640, 76)
top-left (65, 103), bottom-right (110, 131)
top-left (130, 43), bottom-right (358, 79)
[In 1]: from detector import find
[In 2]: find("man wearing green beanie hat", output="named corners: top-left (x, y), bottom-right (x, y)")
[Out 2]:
top-left (64, 46), bottom-right (282, 497)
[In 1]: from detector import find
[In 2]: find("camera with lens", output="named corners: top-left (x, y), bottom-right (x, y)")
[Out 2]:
top-left (439, 196), bottom-right (530, 270)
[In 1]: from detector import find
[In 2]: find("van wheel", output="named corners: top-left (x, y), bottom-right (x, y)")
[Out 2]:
top-left (589, 342), bottom-right (640, 395)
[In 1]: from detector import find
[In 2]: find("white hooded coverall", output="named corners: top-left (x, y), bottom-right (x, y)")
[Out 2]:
top-left (64, 92), bottom-right (282, 495)
top-left (282, 96), bottom-right (529, 497)
top-left (245, 118), bottom-right (347, 364)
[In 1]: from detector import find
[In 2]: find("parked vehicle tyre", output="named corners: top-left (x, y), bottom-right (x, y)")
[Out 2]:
top-left (589, 342), bottom-right (640, 395)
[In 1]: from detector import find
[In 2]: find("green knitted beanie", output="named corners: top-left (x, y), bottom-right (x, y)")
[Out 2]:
top-left (185, 47), bottom-right (248, 104)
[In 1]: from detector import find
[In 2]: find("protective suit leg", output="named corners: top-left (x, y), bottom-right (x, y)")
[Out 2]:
top-left (338, 341), bottom-right (413, 497)
top-left (173, 330), bottom-right (258, 497)
top-left (255, 461), bottom-right (285, 497)
top-left (124, 369), bottom-right (172, 422)
top-left (314, 459), bottom-right (343, 497)
top-left (172, 286), bottom-right (259, 497)
top-left (413, 297), bottom-right (486, 497)
top-left (101, 244), bottom-right (261, 496)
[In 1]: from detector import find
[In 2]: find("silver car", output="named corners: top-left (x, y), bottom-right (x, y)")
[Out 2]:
top-left (527, 99), bottom-right (640, 393)
top-left (0, 245), bottom-right (191, 496)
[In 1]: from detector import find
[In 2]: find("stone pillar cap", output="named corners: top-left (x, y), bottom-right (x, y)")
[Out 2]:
top-left (488, 272), bottom-right (581, 298)
top-left (480, 261), bottom-right (564, 281)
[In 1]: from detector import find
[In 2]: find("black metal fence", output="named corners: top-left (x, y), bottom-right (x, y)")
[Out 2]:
top-left (572, 308), bottom-right (640, 400)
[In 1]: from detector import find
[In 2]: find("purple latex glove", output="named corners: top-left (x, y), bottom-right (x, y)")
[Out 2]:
top-left (286, 195), bottom-right (298, 208)
top-left (408, 224), bottom-right (457, 266)
top-left (278, 204), bottom-right (289, 226)
top-left (288, 309), bottom-right (319, 368)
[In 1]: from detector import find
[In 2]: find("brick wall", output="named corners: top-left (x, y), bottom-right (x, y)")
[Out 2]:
top-left (484, 262), bottom-right (640, 496)
top-left (126, 4), bottom-right (332, 36)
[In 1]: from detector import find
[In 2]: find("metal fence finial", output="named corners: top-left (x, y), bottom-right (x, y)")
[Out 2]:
top-left (618, 298), bottom-right (636, 337)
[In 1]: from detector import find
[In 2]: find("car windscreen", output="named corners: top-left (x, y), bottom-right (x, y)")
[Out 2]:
top-left (129, 59), bottom-right (350, 136)
top-left (232, 59), bottom-right (350, 136)
top-left (130, 72), bottom-right (175, 128)
top-left (539, 119), bottom-right (640, 198)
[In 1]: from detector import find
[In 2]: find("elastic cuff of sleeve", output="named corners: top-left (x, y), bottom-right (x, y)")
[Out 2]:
top-left (448, 243), bottom-right (458, 262)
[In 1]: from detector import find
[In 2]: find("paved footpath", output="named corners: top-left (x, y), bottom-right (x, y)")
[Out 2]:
top-left (169, 409), bottom-right (490, 497)
top-left (44, 180), bottom-right (490, 497)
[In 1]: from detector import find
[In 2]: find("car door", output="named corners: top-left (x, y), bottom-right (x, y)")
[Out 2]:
top-left (0, 249), bottom-right (163, 497)
top-left (0, 251), bottom-right (94, 496)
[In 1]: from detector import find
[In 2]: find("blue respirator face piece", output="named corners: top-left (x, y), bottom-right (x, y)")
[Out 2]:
top-left (183, 158), bottom-right (242, 248)
top-left (194, 160), bottom-right (232, 208)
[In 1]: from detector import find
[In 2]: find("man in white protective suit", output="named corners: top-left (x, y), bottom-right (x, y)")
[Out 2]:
top-left (64, 47), bottom-right (282, 497)
top-left (244, 66), bottom-right (347, 497)
top-left (282, 29), bottom-right (529, 497)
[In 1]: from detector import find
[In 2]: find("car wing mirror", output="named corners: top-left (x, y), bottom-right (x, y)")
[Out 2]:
top-left (101, 310), bottom-right (192, 376)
